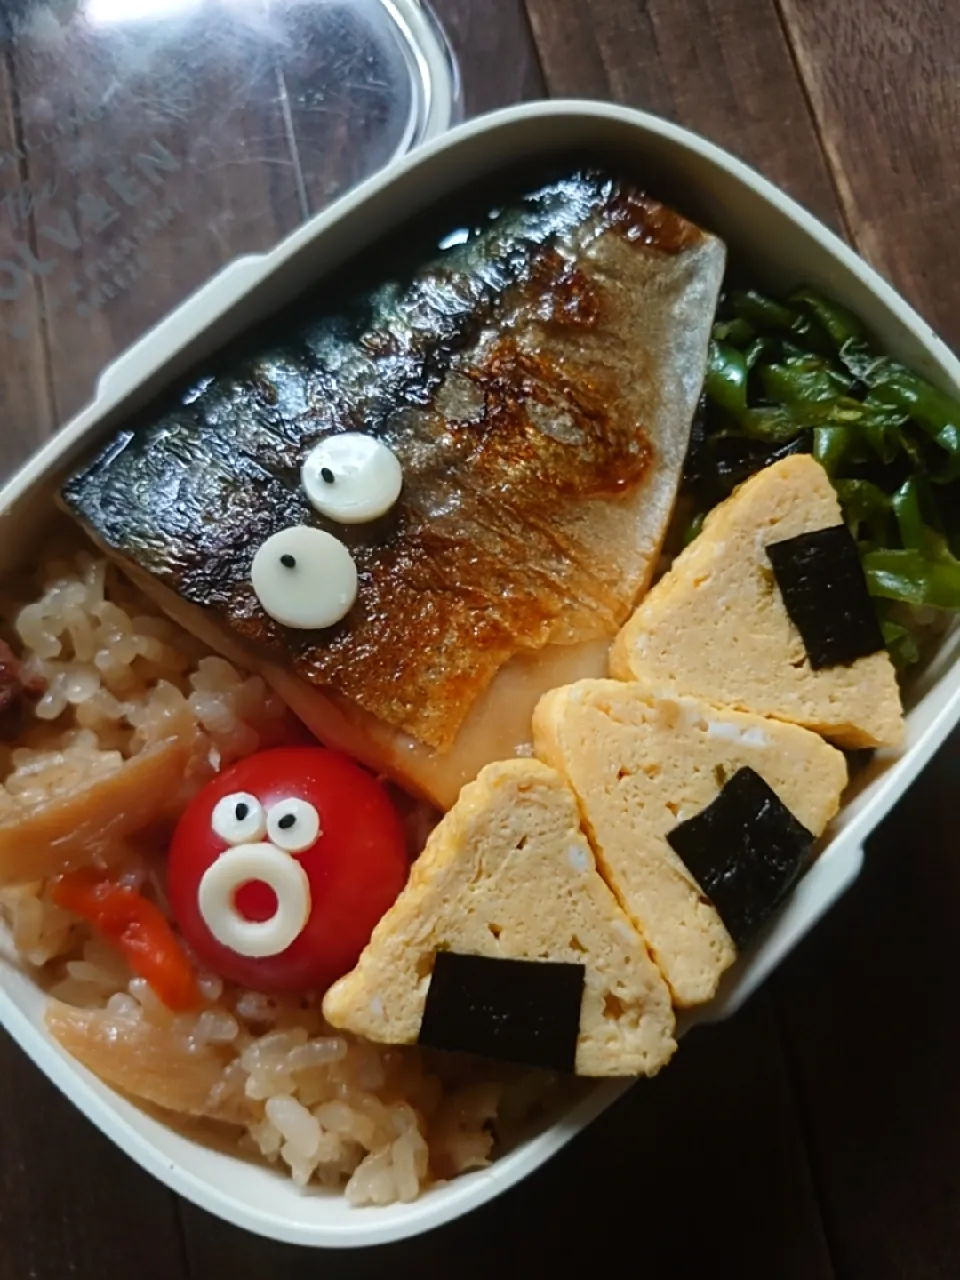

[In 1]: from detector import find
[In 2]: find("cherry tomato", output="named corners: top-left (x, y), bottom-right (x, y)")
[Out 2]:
top-left (167, 747), bottom-right (408, 993)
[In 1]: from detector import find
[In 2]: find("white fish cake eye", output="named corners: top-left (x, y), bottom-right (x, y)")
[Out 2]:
top-left (301, 433), bottom-right (403, 524)
top-left (251, 525), bottom-right (357, 630)
top-left (267, 798), bottom-right (322, 853)
top-left (198, 843), bottom-right (311, 958)
top-left (212, 792), bottom-right (266, 845)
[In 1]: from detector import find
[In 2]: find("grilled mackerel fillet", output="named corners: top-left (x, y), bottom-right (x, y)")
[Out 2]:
top-left (62, 171), bottom-right (725, 807)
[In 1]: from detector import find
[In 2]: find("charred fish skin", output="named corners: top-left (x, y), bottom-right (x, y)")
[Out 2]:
top-left (63, 171), bottom-right (725, 753)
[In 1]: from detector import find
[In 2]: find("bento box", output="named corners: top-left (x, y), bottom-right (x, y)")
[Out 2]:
top-left (1, 99), bottom-right (959, 1248)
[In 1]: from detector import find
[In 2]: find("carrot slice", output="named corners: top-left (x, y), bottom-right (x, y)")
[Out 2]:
top-left (51, 868), bottom-right (200, 1012)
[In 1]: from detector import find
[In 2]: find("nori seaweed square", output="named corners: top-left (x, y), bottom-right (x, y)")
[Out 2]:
top-left (418, 952), bottom-right (585, 1073)
top-left (766, 524), bottom-right (884, 669)
top-left (666, 767), bottom-right (814, 949)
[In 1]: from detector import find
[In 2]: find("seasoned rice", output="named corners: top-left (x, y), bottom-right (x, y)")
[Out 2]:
top-left (0, 534), bottom-right (554, 1203)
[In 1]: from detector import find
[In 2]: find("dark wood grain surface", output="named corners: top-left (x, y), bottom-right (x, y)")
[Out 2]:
top-left (0, 1), bottom-right (957, 1277)
top-left (778, 0), bottom-right (960, 349)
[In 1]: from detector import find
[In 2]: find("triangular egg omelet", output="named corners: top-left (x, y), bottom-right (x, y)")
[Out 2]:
top-left (611, 455), bottom-right (903, 749)
top-left (534, 679), bottom-right (848, 1007)
top-left (323, 760), bottom-right (677, 1078)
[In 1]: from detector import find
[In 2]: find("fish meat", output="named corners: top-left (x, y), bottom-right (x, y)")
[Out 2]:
top-left (62, 171), bottom-right (725, 808)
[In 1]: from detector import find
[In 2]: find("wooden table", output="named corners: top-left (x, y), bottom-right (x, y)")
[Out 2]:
top-left (0, 2), bottom-right (957, 1276)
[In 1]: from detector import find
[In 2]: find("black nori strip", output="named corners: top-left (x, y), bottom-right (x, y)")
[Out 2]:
top-left (666, 767), bottom-right (815, 948)
top-left (418, 952), bottom-right (584, 1073)
top-left (766, 524), bottom-right (884, 669)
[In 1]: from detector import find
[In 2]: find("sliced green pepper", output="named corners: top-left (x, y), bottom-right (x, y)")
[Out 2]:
top-left (730, 289), bottom-right (832, 353)
top-left (729, 290), bottom-right (798, 332)
top-left (880, 615), bottom-right (920, 668)
top-left (833, 478), bottom-right (890, 544)
top-left (739, 406), bottom-right (807, 444)
top-left (712, 317), bottom-right (755, 346)
top-left (705, 341), bottom-right (749, 417)
top-left (864, 548), bottom-right (960, 610)
top-left (813, 425), bottom-right (850, 475)
top-left (758, 358), bottom-right (851, 405)
top-left (791, 288), bottom-right (865, 348)
top-left (871, 372), bottom-right (960, 442)
top-left (891, 477), bottom-right (931, 554)
top-left (744, 336), bottom-right (778, 371)
top-left (837, 350), bottom-right (960, 476)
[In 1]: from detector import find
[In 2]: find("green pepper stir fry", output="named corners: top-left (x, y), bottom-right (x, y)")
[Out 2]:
top-left (685, 287), bottom-right (960, 668)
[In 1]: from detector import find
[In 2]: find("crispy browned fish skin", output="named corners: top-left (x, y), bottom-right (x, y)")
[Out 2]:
top-left (63, 173), bottom-right (724, 752)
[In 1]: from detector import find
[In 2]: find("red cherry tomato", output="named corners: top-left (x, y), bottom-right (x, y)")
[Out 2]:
top-left (167, 747), bottom-right (408, 993)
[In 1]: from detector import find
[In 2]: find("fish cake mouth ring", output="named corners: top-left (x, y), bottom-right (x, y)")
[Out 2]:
top-left (197, 842), bottom-right (311, 958)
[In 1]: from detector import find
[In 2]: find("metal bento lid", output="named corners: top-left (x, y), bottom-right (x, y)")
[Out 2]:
top-left (0, 0), bottom-right (461, 434)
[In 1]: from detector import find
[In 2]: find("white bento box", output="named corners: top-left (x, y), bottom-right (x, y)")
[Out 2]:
top-left (1, 100), bottom-right (958, 1248)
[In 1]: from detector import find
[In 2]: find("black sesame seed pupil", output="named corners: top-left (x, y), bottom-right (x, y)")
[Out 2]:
top-left (235, 802), bottom-right (249, 821)
top-left (277, 813), bottom-right (297, 830)
top-left (280, 553), bottom-right (296, 569)
top-left (321, 467), bottom-right (335, 484)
